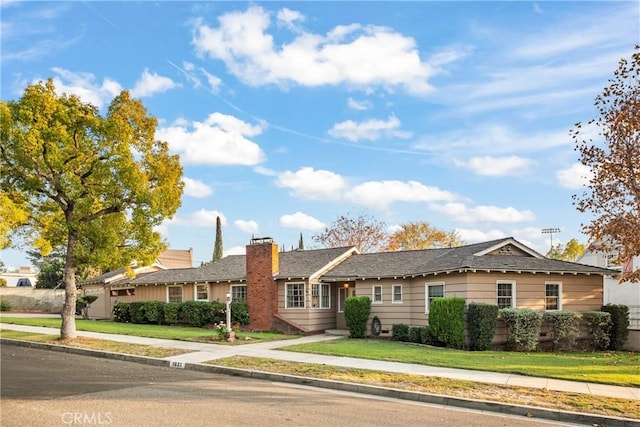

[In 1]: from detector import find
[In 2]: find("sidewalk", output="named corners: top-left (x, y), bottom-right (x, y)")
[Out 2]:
top-left (1, 322), bottom-right (638, 401)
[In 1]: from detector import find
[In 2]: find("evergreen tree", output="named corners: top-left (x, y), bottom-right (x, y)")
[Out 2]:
top-left (298, 233), bottom-right (304, 250)
top-left (213, 216), bottom-right (223, 261)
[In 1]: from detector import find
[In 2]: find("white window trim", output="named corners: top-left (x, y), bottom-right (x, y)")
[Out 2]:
top-left (496, 280), bottom-right (516, 308)
top-left (194, 283), bottom-right (208, 301)
top-left (544, 281), bottom-right (563, 311)
top-left (230, 284), bottom-right (247, 303)
top-left (285, 282), bottom-right (306, 309)
top-left (392, 284), bottom-right (403, 304)
top-left (372, 285), bottom-right (383, 304)
top-left (167, 285), bottom-right (183, 303)
top-left (311, 283), bottom-right (331, 309)
top-left (425, 282), bottom-right (445, 314)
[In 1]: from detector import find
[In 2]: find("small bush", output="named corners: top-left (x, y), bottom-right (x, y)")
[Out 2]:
top-left (429, 297), bottom-right (465, 349)
top-left (543, 311), bottom-right (581, 350)
top-left (0, 278), bottom-right (7, 287)
top-left (601, 304), bottom-right (629, 350)
top-left (409, 326), bottom-right (423, 343)
top-left (500, 308), bottom-right (542, 351)
top-left (344, 296), bottom-right (371, 338)
top-left (143, 301), bottom-right (165, 324)
top-left (230, 301), bottom-right (249, 325)
top-left (583, 311), bottom-right (612, 350)
top-left (468, 303), bottom-right (498, 351)
top-left (0, 300), bottom-right (12, 311)
top-left (181, 300), bottom-right (207, 327)
top-left (112, 302), bottom-right (131, 322)
top-left (420, 326), bottom-right (436, 345)
top-left (129, 302), bottom-right (146, 324)
top-left (163, 302), bottom-right (181, 324)
top-left (391, 323), bottom-right (410, 342)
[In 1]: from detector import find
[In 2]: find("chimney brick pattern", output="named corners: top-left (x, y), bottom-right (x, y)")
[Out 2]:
top-left (246, 240), bottom-right (279, 331)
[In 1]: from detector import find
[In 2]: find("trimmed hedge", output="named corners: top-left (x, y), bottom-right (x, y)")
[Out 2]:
top-left (112, 300), bottom-right (249, 327)
top-left (601, 304), bottom-right (629, 350)
top-left (391, 323), bottom-right (410, 342)
top-left (583, 311), bottom-right (612, 350)
top-left (500, 308), bottom-right (542, 351)
top-left (543, 311), bottom-right (581, 350)
top-left (429, 297), bottom-right (465, 349)
top-left (344, 296), bottom-right (371, 338)
top-left (468, 303), bottom-right (498, 351)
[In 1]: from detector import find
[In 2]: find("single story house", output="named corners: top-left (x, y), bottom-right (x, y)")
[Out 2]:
top-left (82, 237), bottom-right (616, 338)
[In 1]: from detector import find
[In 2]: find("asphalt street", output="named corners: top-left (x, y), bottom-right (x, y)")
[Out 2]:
top-left (0, 343), bottom-right (582, 427)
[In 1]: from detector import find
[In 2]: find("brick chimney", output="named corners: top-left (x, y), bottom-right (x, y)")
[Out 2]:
top-left (246, 237), bottom-right (279, 331)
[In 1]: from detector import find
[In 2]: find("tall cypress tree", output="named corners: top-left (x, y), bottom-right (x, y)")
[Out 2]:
top-left (298, 232), bottom-right (304, 250)
top-left (213, 216), bottom-right (223, 261)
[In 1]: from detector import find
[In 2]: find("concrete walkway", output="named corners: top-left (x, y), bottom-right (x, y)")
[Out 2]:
top-left (1, 322), bottom-right (638, 401)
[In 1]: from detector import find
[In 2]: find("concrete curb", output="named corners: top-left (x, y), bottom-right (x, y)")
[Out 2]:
top-left (2, 338), bottom-right (637, 427)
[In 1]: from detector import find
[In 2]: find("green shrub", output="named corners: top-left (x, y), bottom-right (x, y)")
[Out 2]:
top-left (601, 304), bottom-right (629, 350)
top-left (344, 296), bottom-right (371, 338)
top-left (582, 311), bottom-right (612, 350)
top-left (127, 302), bottom-right (146, 324)
top-left (429, 297), bottom-right (465, 349)
top-left (500, 308), bottom-right (543, 351)
top-left (143, 301), bottom-right (165, 324)
top-left (409, 326), bottom-right (423, 343)
top-left (0, 278), bottom-right (7, 287)
top-left (391, 323), bottom-right (410, 342)
top-left (0, 300), bottom-right (12, 311)
top-left (163, 302), bottom-right (181, 324)
top-left (181, 301), bottom-right (207, 327)
top-left (112, 302), bottom-right (131, 322)
top-left (420, 326), bottom-right (435, 345)
top-left (468, 303), bottom-right (498, 351)
top-left (230, 301), bottom-right (249, 325)
top-left (543, 311), bottom-right (581, 350)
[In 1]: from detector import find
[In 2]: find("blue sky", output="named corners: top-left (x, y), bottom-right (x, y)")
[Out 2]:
top-left (1, 1), bottom-right (638, 269)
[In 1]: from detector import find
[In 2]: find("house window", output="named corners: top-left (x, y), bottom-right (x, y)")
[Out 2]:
top-left (231, 285), bottom-right (247, 303)
top-left (392, 284), bottom-right (403, 303)
top-left (426, 283), bottom-right (444, 312)
top-left (497, 281), bottom-right (515, 309)
top-left (372, 285), bottom-right (383, 304)
top-left (167, 286), bottom-right (183, 303)
top-left (110, 288), bottom-right (135, 297)
top-left (195, 284), bottom-right (208, 301)
top-left (338, 288), bottom-right (346, 313)
top-left (311, 283), bottom-right (330, 309)
top-left (286, 283), bottom-right (305, 309)
top-left (545, 282), bottom-right (562, 311)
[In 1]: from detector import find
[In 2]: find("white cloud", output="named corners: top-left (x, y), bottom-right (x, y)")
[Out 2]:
top-left (431, 202), bottom-right (536, 223)
top-left (275, 167), bottom-right (345, 200)
top-left (454, 156), bottom-right (534, 176)
top-left (130, 69), bottom-right (179, 98)
top-left (277, 8), bottom-right (305, 31)
top-left (556, 162), bottom-right (593, 189)
top-left (347, 180), bottom-right (456, 210)
top-left (347, 97), bottom-right (372, 110)
top-left (49, 67), bottom-right (122, 108)
top-left (328, 115), bottom-right (412, 142)
top-left (456, 228), bottom-right (507, 243)
top-left (225, 245), bottom-right (246, 256)
top-left (182, 177), bottom-right (213, 198)
top-left (192, 6), bottom-right (435, 95)
top-left (280, 212), bottom-right (326, 230)
top-left (157, 113), bottom-right (265, 166)
top-left (235, 219), bottom-right (259, 233)
top-left (170, 209), bottom-right (225, 227)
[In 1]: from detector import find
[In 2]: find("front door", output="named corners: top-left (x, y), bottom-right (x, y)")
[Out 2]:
top-left (336, 284), bottom-right (355, 329)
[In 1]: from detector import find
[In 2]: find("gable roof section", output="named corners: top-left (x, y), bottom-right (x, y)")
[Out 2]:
top-left (320, 237), bottom-right (616, 281)
top-left (277, 247), bottom-right (357, 280)
top-left (157, 249), bottom-right (193, 269)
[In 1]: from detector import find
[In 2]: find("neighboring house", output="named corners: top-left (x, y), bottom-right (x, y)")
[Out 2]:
top-left (578, 250), bottom-right (639, 351)
top-left (80, 249), bottom-right (193, 318)
top-left (82, 237), bottom-right (616, 339)
top-left (1, 267), bottom-right (38, 287)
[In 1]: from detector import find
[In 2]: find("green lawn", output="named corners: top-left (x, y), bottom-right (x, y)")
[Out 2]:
top-left (0, 316), bottom-right (295, 343)
top-left (280, 339), bottom-right (640, 387)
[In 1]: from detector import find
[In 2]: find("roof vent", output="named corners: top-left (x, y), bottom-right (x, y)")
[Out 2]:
top-left (250, 237), bottom-right (274, 245)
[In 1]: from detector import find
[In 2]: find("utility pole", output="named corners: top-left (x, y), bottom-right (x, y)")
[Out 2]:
top-left (541, 227), bottom-right (561, 251)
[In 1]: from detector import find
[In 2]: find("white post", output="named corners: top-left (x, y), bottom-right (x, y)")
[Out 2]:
top-left (226, 291), bottom-right (232, 333)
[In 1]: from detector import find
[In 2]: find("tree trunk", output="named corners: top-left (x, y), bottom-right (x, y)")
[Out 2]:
top-left (60, 234), bottom-right (77, 340)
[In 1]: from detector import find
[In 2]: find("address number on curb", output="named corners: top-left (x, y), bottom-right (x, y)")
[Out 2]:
top-left (169, 361), bottom-right (185, 369)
